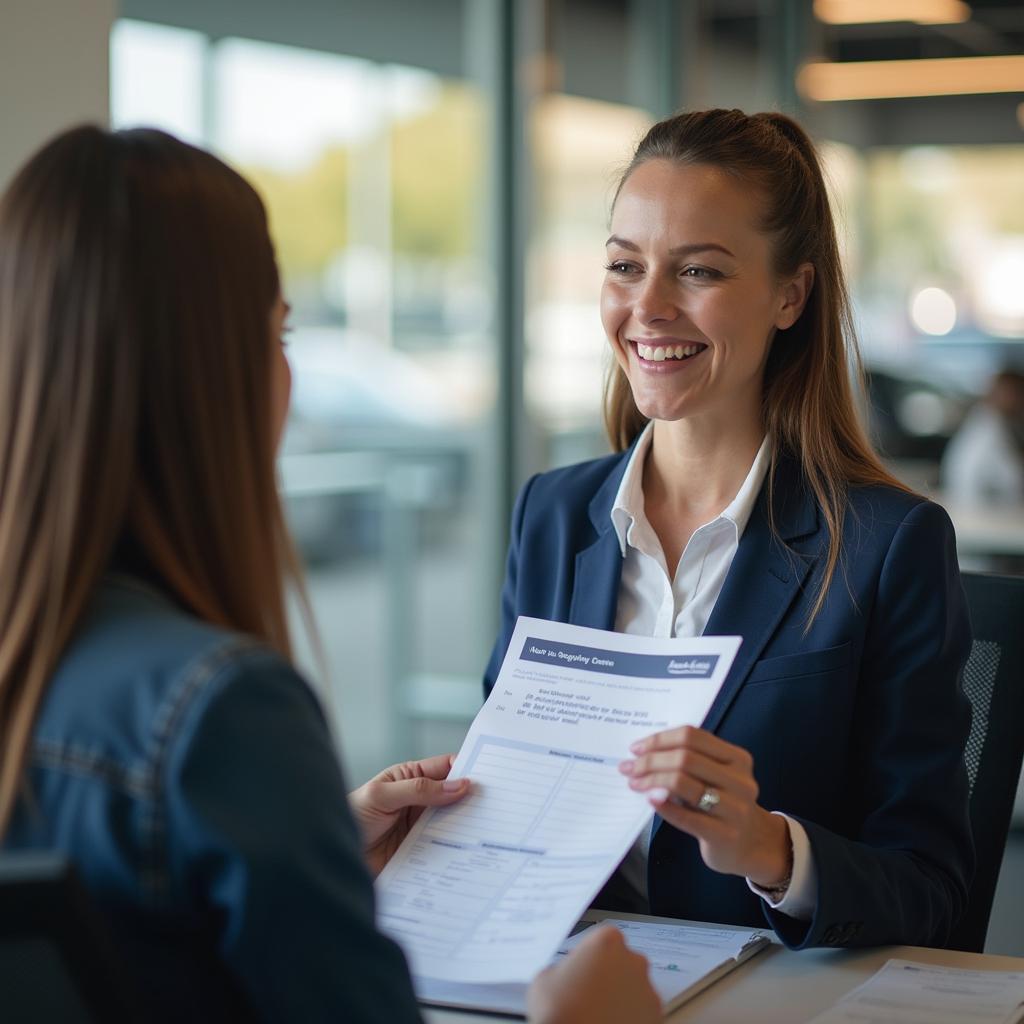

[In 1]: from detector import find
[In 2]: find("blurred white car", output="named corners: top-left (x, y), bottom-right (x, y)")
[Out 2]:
top-left (279, 326), bottom-right (472, 562)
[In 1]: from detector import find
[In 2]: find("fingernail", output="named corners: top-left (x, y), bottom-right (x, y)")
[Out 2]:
top-left (629, 740), bottom-right (645, 754)
top-left (443, 778), bottom-right (467, 792)
top-left (618, 760), bottom-right (634, 775)
top-left (647, 787), bottom-right (670, 804)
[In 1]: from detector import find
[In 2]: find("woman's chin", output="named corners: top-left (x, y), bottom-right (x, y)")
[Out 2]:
top-left (631, 393), bottom-right (691, 423)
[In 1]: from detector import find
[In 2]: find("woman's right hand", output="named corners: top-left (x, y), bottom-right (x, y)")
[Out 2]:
top-left (525, 925), bottom-right (660, 1024)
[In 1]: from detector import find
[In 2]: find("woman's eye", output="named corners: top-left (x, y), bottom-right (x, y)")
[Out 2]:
top-left (681, 265), bottom-right (726, 280)
top-left (604, 260), bottom-right (638, 275)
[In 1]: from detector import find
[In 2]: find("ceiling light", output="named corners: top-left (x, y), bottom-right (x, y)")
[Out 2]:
top-left (910, 287), bottom-right (957, 336)
top-left (976, 241), bottom-right (1024, 336)
top-left (798, 55), bottom-right (1024, 101)
top-left (814, 0), bottom-right (970, 25)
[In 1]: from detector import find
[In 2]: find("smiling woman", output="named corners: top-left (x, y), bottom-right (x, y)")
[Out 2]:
top-left (602, 159), bottom-right (813, 439)
top-left (484, 108), bottom-right (974, 954)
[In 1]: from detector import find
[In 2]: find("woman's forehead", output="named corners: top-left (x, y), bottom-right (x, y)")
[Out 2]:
top-left (611, 160), bottom-right (769, 251)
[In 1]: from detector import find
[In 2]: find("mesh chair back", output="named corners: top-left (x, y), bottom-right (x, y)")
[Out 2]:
top-left (964, 639), bottom-right (1001, 795)
top-left (947, 572), bottom-right (1024, 953)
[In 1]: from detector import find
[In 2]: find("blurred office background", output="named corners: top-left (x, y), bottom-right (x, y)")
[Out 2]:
top-left (2, 0), bottom-right (1023, 951)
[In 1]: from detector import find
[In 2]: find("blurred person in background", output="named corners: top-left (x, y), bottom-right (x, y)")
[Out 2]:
top-left (485, 108), bottom-right (973, 952)
top-left (941, 368), bottom-right (1024, 506)
top-left (0, 125), bottom-right (659, 1024)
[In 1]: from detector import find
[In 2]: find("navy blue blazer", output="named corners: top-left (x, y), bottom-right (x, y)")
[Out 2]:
top-left (483, 449), bottom-right (974, 951)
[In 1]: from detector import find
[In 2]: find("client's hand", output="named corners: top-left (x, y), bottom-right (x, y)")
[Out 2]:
top-left (619, 725), bottom-right (791, 889)
top-left (526, 926), bottom-right (659, 1024)
top-left (349, 753), bottom-right (470, 877)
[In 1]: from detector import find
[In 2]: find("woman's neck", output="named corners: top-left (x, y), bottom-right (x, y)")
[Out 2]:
top-left (644, 414), bottom-right (766, 523)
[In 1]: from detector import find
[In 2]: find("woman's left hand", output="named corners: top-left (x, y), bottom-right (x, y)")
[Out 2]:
top-left (350, 753), bottom-right (470, 877)
top-left (619, 725), bottom-right (790, 888)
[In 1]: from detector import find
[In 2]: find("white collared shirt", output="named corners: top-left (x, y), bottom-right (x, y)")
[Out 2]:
top-left (612, 422), bottom-right (816, 920)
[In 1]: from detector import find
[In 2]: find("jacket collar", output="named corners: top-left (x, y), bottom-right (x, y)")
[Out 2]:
top-left (586, 437), bottom-right (818, 543)
top-left (570, 435), bottom-right (645, 629)
top-left (572, 446), bottom-right (824, 730)
top-left (760, 451), bottom-right (819, 544)
top-left (587, 434), bottom-right (643, 536)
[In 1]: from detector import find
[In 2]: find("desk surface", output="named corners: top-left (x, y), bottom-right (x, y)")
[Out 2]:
top-left (422, 912), bottom-right (1024, 1023)
top-left (938, 499), bottom-right (1024, 556)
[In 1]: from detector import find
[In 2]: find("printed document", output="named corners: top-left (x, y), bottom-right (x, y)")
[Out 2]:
top-left (807, 958), bottom-right (1024, 1024)
top-left (416, 916), bottom-right (772, 1016)
top-left (375, 616), bottom-right (741, 984)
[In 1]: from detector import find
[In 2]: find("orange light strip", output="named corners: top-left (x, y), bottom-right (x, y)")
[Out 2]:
top-left (813, 0), bottom-right (970, 25)
top-left (798, 55), bottom-right (1024, 101)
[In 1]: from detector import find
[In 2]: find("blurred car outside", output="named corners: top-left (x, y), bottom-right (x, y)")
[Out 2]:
top-left (279, 326), bottom-right (481, 563)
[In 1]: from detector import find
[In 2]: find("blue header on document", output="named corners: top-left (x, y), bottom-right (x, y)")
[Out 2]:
top-left (521, 638), bottom-right (719, 679)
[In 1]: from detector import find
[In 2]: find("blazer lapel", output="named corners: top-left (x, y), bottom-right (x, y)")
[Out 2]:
top-left (569, 530), bottom-right (624, 630)
top-left (700, 457), bottom-right (822, 735)
top-left (568, 447), bottom-right (633, 631)
top-left (650, 457), bottom-right (821, 845)
top-left (563, 445), bottom-right (821, 733)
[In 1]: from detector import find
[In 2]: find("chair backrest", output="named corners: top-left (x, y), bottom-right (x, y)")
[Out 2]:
top-left (0, 852), bottom-right (143, 1023)
top-left (946, 571), bottom-right (1024, 953)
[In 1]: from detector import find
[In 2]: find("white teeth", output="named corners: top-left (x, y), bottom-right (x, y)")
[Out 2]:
top-left (636, 342), bottom-right (702, 361)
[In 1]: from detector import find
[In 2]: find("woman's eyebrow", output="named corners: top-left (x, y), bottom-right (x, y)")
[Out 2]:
top-left (605, 235), bottom-right (639, 250)
top-left (669, 242), bottom-right (735, 258)
top-left (605, 235), bottom-right (735, 258)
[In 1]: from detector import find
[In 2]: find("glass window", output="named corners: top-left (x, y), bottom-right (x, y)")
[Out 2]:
top-left (821, 142), bottom-right (1024, 481)
top-left (110, 19), bottom-right (206, 144)
top-left (110, 11), bottom-right (495, 785)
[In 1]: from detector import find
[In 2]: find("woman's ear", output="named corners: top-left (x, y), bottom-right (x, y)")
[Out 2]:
top-left (775, 263), bottom-right (815, 330)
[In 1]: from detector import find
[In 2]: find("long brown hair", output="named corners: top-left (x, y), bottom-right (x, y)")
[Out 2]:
top-left (0, 126), bottom-right (304, 834)
top-left (604, 108), bottom-right (908, 621)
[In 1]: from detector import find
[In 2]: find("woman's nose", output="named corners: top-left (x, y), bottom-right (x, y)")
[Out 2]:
top-left (634, 274), bottom-right (678, 324)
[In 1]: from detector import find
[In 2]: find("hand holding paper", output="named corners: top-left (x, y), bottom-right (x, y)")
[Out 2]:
top-left (622, 726), bottom-right (792, 887)
top-left (375, 616), bottom-right (741, 986)
top-left (349, 753), bottom-right (471, 876)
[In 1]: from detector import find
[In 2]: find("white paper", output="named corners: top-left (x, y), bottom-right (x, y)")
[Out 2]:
top-left (415, 918), bottom-right (770, 1016)
top-left (807, 958), bottom-right (1024, 1024)
top-left (565, 920), bottom-right (769, 1007)
top-left (375, 616), bottom-right (741, 984)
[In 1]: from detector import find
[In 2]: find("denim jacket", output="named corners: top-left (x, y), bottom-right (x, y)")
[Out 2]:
top-left (4, 576), bottom-right (422, 1023)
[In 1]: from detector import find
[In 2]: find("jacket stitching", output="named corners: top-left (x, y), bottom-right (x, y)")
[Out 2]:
top-left (30, 740), bottom-right (153, 798)
top-left (139, 638), bottom-right (269, 904)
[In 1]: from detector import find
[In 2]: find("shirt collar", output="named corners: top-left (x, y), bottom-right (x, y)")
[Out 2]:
top-left (610, 422), bottom-right (654, 556)
top-left (609, 424), bottom-right (771, 556)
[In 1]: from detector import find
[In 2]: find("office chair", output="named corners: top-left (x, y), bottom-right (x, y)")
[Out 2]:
top-left (0, 851), bottom-right (143, 1023)
top-left (946, 571), bottom-right (1024, 953)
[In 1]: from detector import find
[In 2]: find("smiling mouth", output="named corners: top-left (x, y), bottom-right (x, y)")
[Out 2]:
top-left (632, 341), bottom-right (707, 362)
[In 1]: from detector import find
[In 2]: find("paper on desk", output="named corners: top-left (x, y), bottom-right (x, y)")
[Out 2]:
top-left (415, 918), bottom-right (771, 1015)
top-left (563, 920), bottom-right (770, 1009)
top-left (806, 958), bottom-right (1024, 1024)
top-left (375, 616), bottom-right (741, 984)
